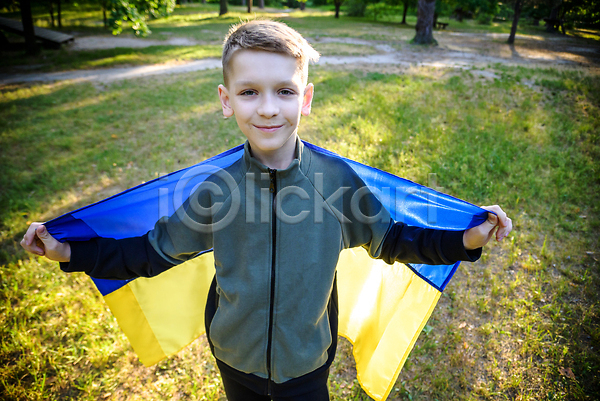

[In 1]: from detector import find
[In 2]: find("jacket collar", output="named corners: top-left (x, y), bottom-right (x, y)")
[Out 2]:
top-left (242, 138), bottom-right (310, 177)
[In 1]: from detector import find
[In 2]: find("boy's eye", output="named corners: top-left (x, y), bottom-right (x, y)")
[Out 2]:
top-left (239, 90), bottom-right (257, 96)
top-left (278, 89), bottom-right (295, 96)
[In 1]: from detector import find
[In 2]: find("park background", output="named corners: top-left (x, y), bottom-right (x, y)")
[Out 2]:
top-left (1, 0), bottom-right (599, 400)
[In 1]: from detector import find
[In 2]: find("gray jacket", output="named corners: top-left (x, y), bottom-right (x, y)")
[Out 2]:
top-left (148, 140), bottom-right (391, 383)
top-left (63, 140), bottom-right (479, 384)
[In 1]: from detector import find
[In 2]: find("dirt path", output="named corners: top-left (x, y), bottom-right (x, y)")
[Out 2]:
top-left (1, 30), bottom-right (598, 86)
top-left (68, 35), bottom-right (205, 50)
top-left (0, 59), bottom-right (222, 85)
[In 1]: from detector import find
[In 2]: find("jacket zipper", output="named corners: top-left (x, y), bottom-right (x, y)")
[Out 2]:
top-left (266, 168), bottom-right (277, 396)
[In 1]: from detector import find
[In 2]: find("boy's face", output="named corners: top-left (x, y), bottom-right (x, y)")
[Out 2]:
top-left (218, 50), bottom-right (314, 167)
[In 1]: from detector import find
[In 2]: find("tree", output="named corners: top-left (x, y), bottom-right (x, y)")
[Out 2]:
top-left (401, 0), bottom-right (417, 23)
top-left (109, 0), bottom-right (176, 36)
top-left (247, 0), bottom-right (252, 12)
top-left (334, 0), bottom-right (343, 18)
top-left (56, 0), bottom-right (61, 28)
top-left (46, 0), bottom-right (62, 29)
top-left (413, 0), bottom-right (436, 44)
top-left (506, 0), bottom-right (569, 44)
top-left (100, 0), bottom-right (110, 27)
top-left (47, 0), bottom-right (55, 27)
top-left (18, 0), bottom-right (38, 54)
top-left (477, 0), bottom-right (500, 23)
top-left (545, 0), bottom-right (566, 33)
top-left (507, 0), bottom-right (522, 43)
top-left (220, 0), bottom-right (227, 15)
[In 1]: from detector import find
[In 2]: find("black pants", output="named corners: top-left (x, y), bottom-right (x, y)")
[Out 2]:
top-left (205, 276), bottom-right (339, 401)
top-left (217, 358), bottom-right (330, 401)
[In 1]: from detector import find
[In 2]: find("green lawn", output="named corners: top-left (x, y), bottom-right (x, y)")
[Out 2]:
top-left (1, 5), bottom-right (599, 401)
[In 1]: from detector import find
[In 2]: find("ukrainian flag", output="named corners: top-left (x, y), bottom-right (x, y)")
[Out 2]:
top-left (45, 142), bottom-right (486, 401)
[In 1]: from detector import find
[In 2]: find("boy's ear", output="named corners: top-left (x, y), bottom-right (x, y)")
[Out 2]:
top-left (218, 84), bottom-right (234, 118)
top-left (301, 83), bottom-right (314, 117)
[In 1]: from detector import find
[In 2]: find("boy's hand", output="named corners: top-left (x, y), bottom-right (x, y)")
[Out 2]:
top-left (463, 205), bottom-right (512, 250)
top-left (20, 222), bottom-right (71, 262)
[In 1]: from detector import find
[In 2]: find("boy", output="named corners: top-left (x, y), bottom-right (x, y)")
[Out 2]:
top-left (22, 20), bottom-right (512, 401)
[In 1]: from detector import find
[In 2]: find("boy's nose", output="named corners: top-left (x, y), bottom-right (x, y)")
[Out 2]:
top-left (257, 95), bottom-right (279, 118)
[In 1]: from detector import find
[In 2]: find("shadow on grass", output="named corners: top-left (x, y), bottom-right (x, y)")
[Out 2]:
top-left (0, 45), bottom-right (222, 73)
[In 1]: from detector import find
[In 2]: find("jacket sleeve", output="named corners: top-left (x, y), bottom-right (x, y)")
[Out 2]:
top-left (59, 233), bottom-right (177, 280)
top-left (379, 221), bottom-right (482, 265)
top-left (59, 180), bottom-right (218, 279)
top-left (334, 162), bottom-right (480, 265)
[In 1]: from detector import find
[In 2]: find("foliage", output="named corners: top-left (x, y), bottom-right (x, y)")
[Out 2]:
top-left (477, 0), bottom-right (500, 17)
top-left (495, 1), bottom-right (515, 21)
top-left (513, 0), bottom-right (600, 30)
top-left (565, 0), bottom-right (600, 28)
top-left (444, 0), bottom-right (500, 20)
top-left (365, 2), bottom-right (398, 21)
top-left (345, 0), bottom-right (367, 17)
top-left (435, 0), bottom-right (454, 16)
top-left (109, 0), bottom-right (176, 36)
top-left (225, 0), bottom-right (280, 5)
top-left (345, 0), bottom-right (416, 19)
top-left (521, 0), bottom-right (557, 22)
top-left (476, 11), bottom-right (493, 24)
top-left (2, 0), bottom-right (176, 36)
top-left (0, 0), bottom-right (19, 12)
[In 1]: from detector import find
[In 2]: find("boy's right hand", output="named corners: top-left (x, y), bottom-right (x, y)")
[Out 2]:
top-left (20, 223), bottom-right (71, 262)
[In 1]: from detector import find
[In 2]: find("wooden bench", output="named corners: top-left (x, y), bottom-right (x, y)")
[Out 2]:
top-left (0, 16), bottom-right (74, 48)
top-left (435, 22), bottom-right (449, 29)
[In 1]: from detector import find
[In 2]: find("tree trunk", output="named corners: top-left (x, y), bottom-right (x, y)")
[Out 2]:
top-left (559, 2), bottom-right (566, 34)
top-left (241, 0), bottom-right (245, 5)
top-left (219, 0), bottom-right (227, 16)
top-left (413, 0), bottom-right (436, 44)
top-left (49, 2), bottom-right (55, 28)
top-left (300, 2), bottom-right (305, 10)
top-left (507, 0), bottom-right (522, 44)
top-left (202, 0), bottom-right (206, 3)
top-left (19, 0), bottom-right (39, 54)
top-left (546, 4), bottom-right (560, 32)
top-left (57, 0), bottom-right (62, 29)
top-left (334, 0), bottom-right (341, 18)
top-left (259, 0), bottom-right (264, 9)
top-left (402, 0), bottom-right (408, 24)
top-left (247, 0), bottom-right (252, 13)
top-left (103, 6), bottom-right (107, 28)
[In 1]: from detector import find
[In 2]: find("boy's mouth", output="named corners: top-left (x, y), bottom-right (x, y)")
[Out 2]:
top-left (254, 124), bottom-right (283, 133)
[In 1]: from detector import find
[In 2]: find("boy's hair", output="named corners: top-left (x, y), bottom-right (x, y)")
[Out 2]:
top-left (222, 20), bottom-right (320, 86)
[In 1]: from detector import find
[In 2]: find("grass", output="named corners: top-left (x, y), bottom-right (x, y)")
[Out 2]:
top-left (1, 5), bottom-right (600, 401)
top-left (4, 3), bottom-right (596, 74)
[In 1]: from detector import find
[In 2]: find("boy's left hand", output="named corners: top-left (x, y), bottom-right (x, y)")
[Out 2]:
top-left (463, 205), bottom-right (512, 250)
